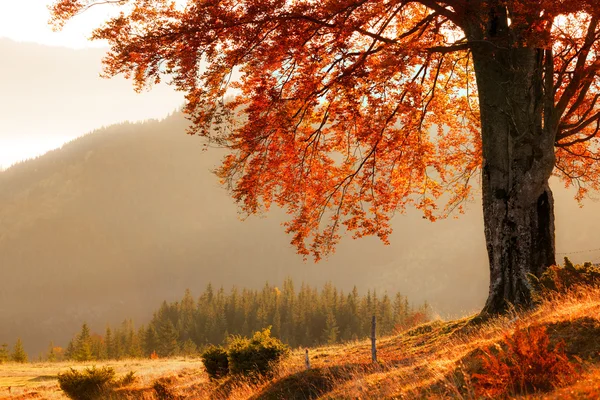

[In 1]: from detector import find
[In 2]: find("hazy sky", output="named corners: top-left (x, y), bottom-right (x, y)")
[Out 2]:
top-left (0, 0), bottom-right (114, 48)
top-left (0, 1), bottom-right (185, 168)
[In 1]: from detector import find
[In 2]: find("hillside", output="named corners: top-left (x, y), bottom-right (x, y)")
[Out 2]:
top-left (2, 285), bottom-right (599, 399)
top-left (1, 110), bottom-right (599, 356)
top-left (193, 285), bottom-right (600, 399)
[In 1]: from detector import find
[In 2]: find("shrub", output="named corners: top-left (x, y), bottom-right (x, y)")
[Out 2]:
top-left (201, 345), bottom-right (229, 379)
top-left (472, 324), bottom-right (580, 398)
top-left (227, 327), bottom-right (289, 376)
top-left (531, 257), bottom-right (600, 296)
top-left (117, 370), bottom-right (137, 386)
top-left (58, 366), bottom-right (116, 400)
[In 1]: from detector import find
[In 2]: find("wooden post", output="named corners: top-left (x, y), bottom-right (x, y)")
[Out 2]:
top-left (305, 348), bottom-right (311, 370)
top-left (371, 315), bottom-right (377, 363)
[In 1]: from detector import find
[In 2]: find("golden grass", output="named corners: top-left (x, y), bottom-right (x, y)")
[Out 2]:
top-left (0, 358), bottom-right (206, 399)
top-left (1, 287), bottom-right (599, 399)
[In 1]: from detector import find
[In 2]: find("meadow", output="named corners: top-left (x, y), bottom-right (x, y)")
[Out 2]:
top-left (2, 285), bottom-right (600, 399)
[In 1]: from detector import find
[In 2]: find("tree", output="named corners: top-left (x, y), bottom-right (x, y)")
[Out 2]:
top-left (11, 338), bottom-right (28, 363)
top-left (48, 343), bottom-right (65, 362)
top-left (51, 1), bottom-right (600, 314)
top-left (181, 339), bottom-right (198, 356)
top-left (64, 339), bottom-right (75, 361)
top-left (47, 341), bottom-right (57, 362)
top-left (105, 326), bottom-right (115, 359)
top-left (0, 343), bottom-right (10, 363)
top-left (49, 4), bottom-right (600, 314)
top-left (74, 323), bottom-right (94, 361)
top-left (143, 325), bottom-right (159, 357)
top-left (322, 312), bottom-right (340, 344)
top-left (156, 318), bottom-right (180, 357)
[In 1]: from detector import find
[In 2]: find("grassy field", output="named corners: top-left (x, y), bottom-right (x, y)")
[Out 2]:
top-left (1, 286), bottom-right (600, 399)
top-left (0, 358), bottom-right (206, 399)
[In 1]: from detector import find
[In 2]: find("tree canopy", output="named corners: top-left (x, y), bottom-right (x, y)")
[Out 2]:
top-left (50, 0), bottom-right (600, 258)
top-left (50, 1), bottom-right (600, 312)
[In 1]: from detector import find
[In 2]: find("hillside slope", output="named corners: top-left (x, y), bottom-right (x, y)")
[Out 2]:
top-left (194, 285), bottom-right (600, 399)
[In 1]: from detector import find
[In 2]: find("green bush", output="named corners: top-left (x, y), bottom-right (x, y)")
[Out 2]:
top-left (201, 345), bottom-right (229, 379)
top-left (58, 366), bottom-right (116, 400)
top-left (227, 327), bottom-right (289, 376)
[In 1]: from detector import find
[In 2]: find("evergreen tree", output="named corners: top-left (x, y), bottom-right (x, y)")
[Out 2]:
top-left (144, 325), bottom-right (159, 357)
top-left (0, 343), bottom-right (10, 363)
top-left (90, 334), bottom-right (106, 360)
top-left (404, 298), bottom-right (411, 323)
top-left (378, 294), bottom-right (394, 335)
top-left (105, 326), bottom-right (115, 359)
top-left (322, 313), bottom-right (340, 345)
top-left (64, 340), bottom-right (75, 360)
top-left (392, 293), bottom-right (405, 329)
top-left (11, 338), bottom-right (28, 363)
top-left (74, 323), bottom-right (94, 361)
top-left (113, 326), bottom-right (125, 359)
top-left (156, 319), bottom-right (179, 357)
top-left (127, 322), bottom-right (143, 358)
top-left (137, 325), bottom-right (147, 357)
top-left (272, 307), bottom-right (282, 339)
top-left (181, 339), bottom-right (197, 356)
top-left (47, 341), bottom-right (57, 362)
top-left (179, 289), bottom-right (196, 343)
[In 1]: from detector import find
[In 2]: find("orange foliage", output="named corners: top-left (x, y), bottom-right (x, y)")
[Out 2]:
top-left (49, 1), bottom-right (600, 259)
top-left (472, 323), bottom-right (580, 398)
top-left (150, 351), bottom-right (159, 360)
top-left (533, 258), bottom-right (600, 295)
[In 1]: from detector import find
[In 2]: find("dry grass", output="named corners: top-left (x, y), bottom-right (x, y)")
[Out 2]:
top-left (1, 287), bottom-right (600, 399)
top-left (0, 358), bottom-right (206, 399)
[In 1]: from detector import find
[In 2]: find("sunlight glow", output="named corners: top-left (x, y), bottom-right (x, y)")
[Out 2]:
top-left (0, 0), bottom-right (116, 48)
top-left (0, 1), bottom-right (188, 169)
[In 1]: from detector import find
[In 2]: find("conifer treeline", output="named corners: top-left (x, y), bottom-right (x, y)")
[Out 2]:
top-left (59, 279), bottom-right (431, 361)
top-left (0, 339), bottom-right (27, 363)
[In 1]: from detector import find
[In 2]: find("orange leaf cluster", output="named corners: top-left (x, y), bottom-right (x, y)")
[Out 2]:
top-left (49, 0), bottom-right (600, 259)
top-left (472, 323), bottom-right (580, 398)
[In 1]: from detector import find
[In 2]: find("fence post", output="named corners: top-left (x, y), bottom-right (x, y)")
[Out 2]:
top-left (371, 315), bottom-right (377, 363)
top-left (305, 348), bottom-right (311, 370)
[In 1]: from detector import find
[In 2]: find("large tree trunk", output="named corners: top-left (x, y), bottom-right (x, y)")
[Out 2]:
top-left (465, 10), bottom-right (557, 314)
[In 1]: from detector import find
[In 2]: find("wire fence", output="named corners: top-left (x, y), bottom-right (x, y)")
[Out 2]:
top-left (556, 246), bottom-right (600, 264)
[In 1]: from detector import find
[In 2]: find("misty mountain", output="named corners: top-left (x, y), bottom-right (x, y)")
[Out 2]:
top-left (0, 112), bottom-right (494, 356)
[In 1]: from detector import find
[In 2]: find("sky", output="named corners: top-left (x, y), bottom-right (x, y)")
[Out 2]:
top-left (0, 0), bottom-right (115, 49)
top-left (0, 1), bottom-right (185, 168)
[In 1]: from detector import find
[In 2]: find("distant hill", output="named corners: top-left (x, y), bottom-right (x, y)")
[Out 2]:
top-left (1, 113), bottom-right (599, 357)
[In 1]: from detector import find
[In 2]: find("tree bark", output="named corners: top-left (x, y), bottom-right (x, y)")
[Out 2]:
top-left (465, 10), bottom-right (557, 314)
